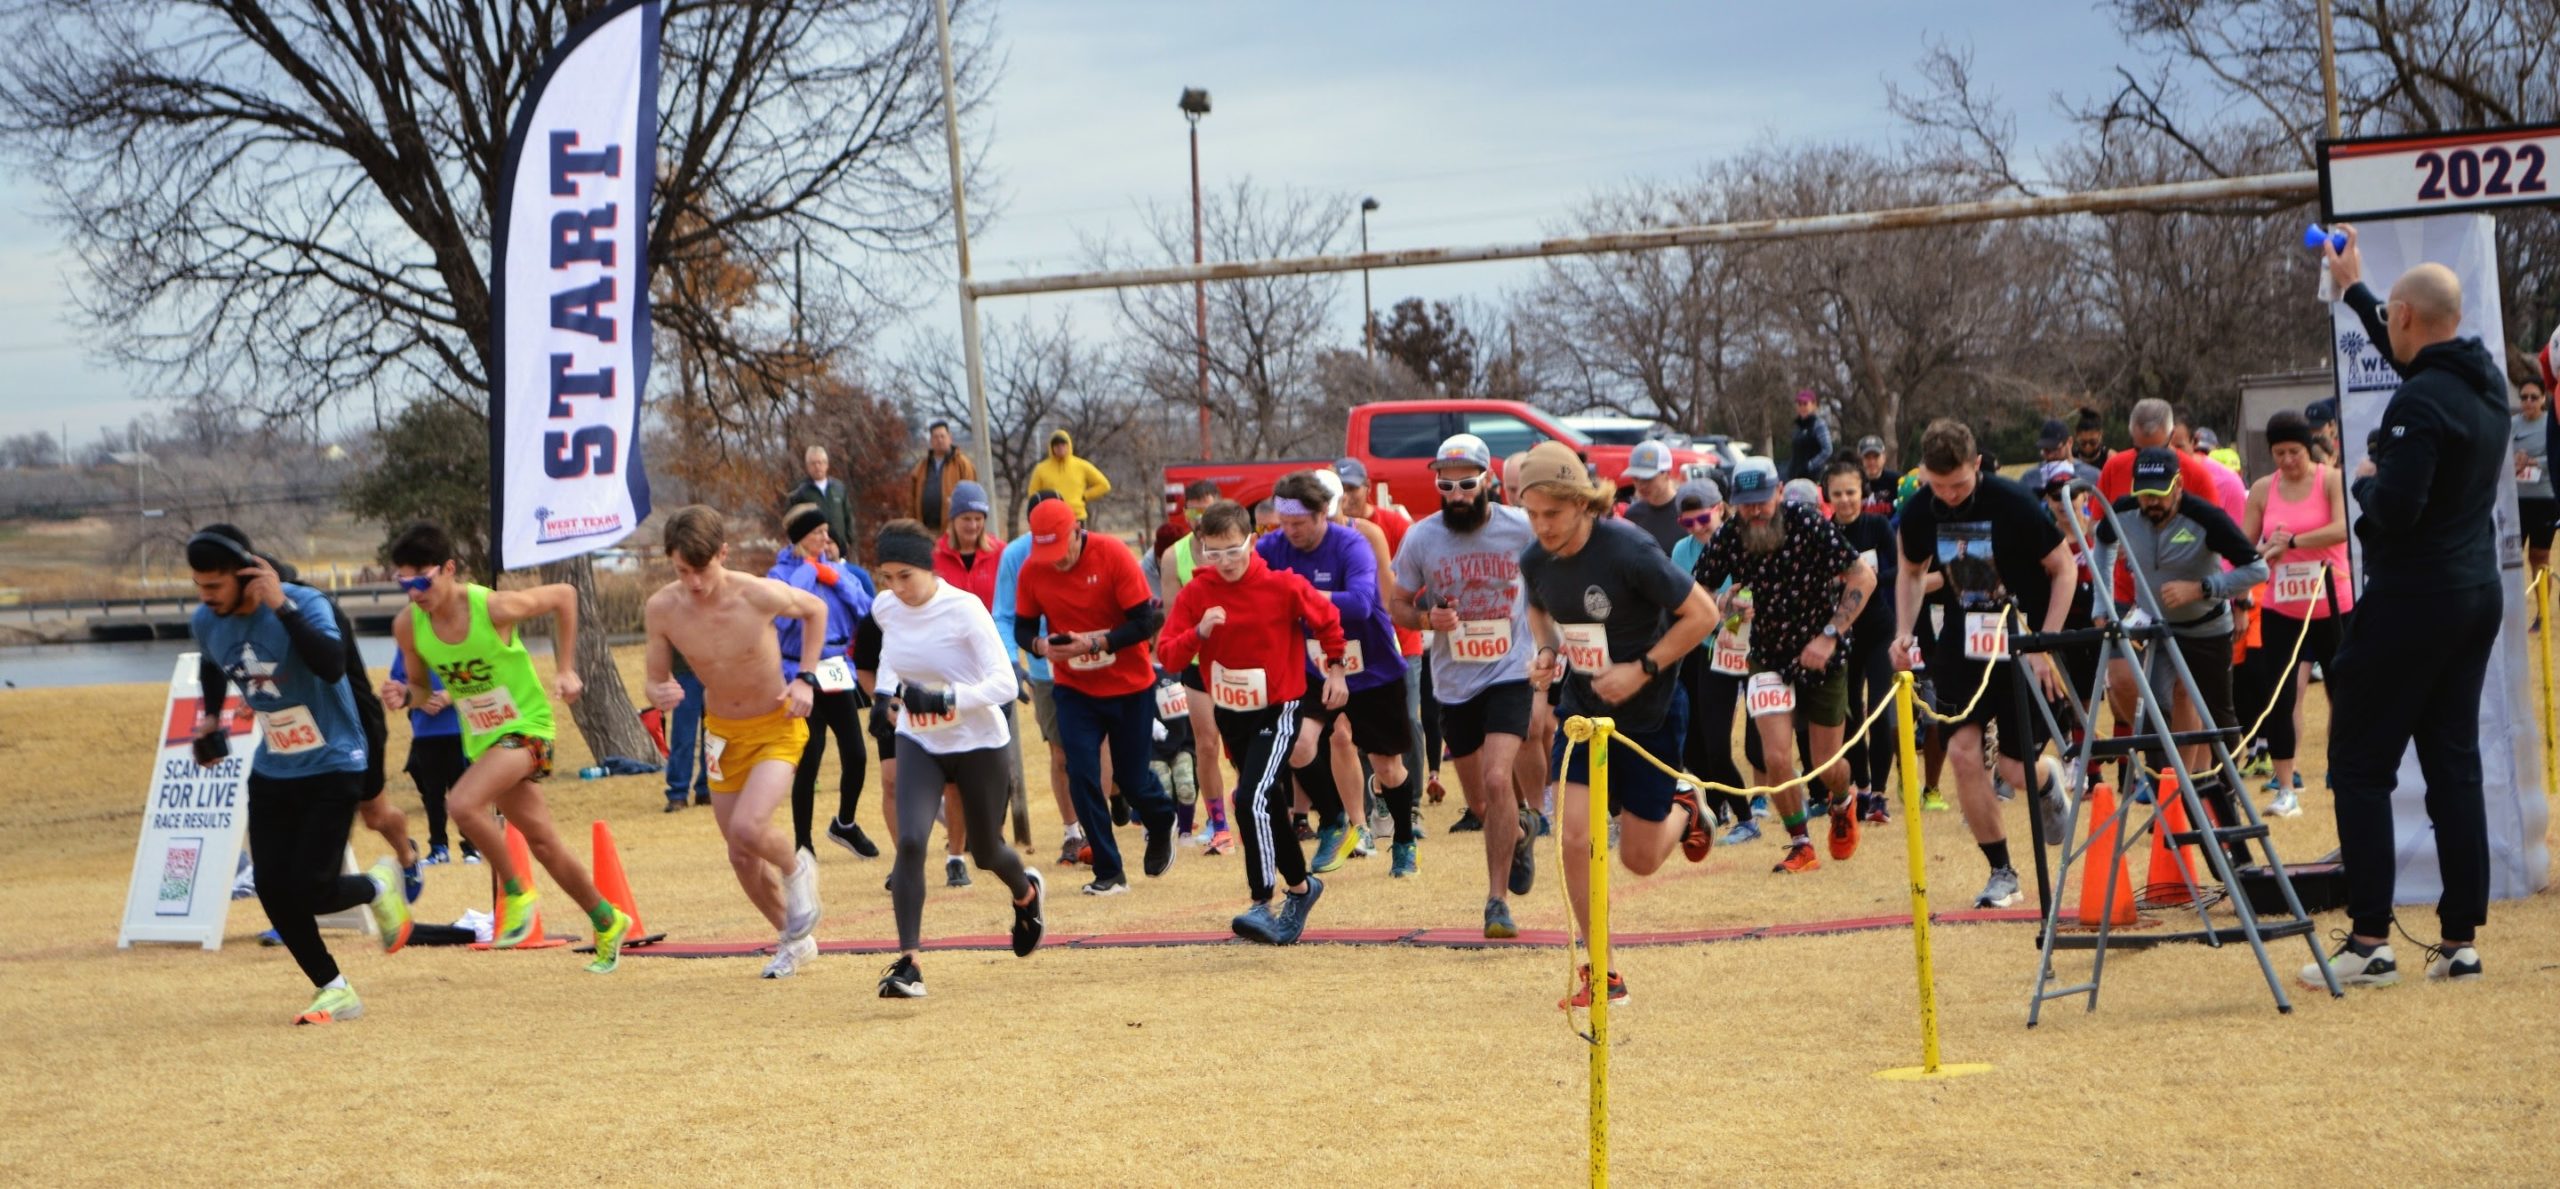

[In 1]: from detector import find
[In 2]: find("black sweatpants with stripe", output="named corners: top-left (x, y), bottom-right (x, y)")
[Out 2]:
top-left (1215, 701), bottom-right (1309, 904)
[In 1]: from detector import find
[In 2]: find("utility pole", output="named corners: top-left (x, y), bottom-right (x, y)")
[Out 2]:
top-left (1182, 87), bottom-right (1213, 460)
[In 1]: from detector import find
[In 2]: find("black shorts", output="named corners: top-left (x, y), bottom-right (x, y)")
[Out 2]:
top-left (2261, 608), bottom-right (2347, 670)
top-left (1302, 679), bottom-right (1414, 759)
top-left (1928, 642), bottom-right (2046, 764)
top-left (2143, 631), bottom-right (2236, 730)
top-left (1180, 664), bottom-right (1207, 693)
top-left (1438, 681), bottom-right (1532, 759)
top-left (403, 733), bottom-right (467, 798)
top-left (2520, 496), bottom-right (2558, 551)
top-left (1548, 684), bottom-right (1688, 821)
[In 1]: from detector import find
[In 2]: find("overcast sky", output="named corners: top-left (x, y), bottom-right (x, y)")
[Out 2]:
top-left (0, 0), bottom-right (2132, 448)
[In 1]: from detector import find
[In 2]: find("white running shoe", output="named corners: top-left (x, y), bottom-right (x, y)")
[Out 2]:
top-left (1974, 867), bottom-right (2022, 909)
top-left (2267, 788), bottom-right (2303, 818)
top-left (782, 848), bottom-right (821, 941)
top-left (2425, 946), bottom-right (2482, 981)
top-left (2301, 939), bottom-right (2397, 989)
top-left (761, 934), bottom-right (817, 979)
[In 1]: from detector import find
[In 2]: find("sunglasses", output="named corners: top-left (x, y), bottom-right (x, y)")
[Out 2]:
top-left (1435, 476), bottom-right (1485, 494)
top-left (1678, 513), bottom-right (1715, 528)
top-left (2130, 486), bottom-right (2176, 500)
top-left (396, 574), bottom-right (436, 594)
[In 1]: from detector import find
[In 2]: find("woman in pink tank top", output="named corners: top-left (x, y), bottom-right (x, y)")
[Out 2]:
top-left (2242, 410), bottom-right (2355, 812)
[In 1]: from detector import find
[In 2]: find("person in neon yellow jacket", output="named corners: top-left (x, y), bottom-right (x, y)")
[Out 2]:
top-left (1026, 429), bottom-right (1112, 521)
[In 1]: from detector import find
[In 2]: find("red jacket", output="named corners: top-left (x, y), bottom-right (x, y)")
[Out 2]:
top-left (1159, 553), bottom-right (1346, 708)
top-left (934, 534), bottom-right (1005, 611)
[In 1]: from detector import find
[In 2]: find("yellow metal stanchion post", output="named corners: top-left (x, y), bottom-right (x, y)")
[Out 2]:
top-left (1877, 672), bottom-right (1992, 1081)
top-left (1586, 717), bottom-right (1612, 1189)
top-left (2536, 573), bottom-right (2556, 801)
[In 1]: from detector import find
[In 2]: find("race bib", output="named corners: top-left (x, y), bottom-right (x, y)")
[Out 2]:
top-left (2522, 464), bottom-right (2544, 485)
top-left (812, 656), bottom-right (856, 694)
top-left (2271, 562), bottom-right (2325, 607)
top-left (259, 705), bottom-right (325, 755)
top-left (1307, 638), bottom-right (1366, 674)
top-left (1209, 664), bottom-right (1270, 712)
top-left (457, 686), bottom-right (523, 735)
top-left (1857, 549), bottom-right (1878, 574)
top-left (904, 707), bottom-right (958, 734)
top-left (1963, 611), bottom-right (2009, 661)
top-left (1154, 681), bottom-right (1191, 720)
top-left (704, 733), bottom-right (727, 782)
top-left (1558, 624), bottom-right (1610, 674)
top-left (1711, 629), bottom-right (1750, 677)
top-left (1746, 671), bottom-right (1796, 718)
top-left (1067, 648), bottom-right (1118, 673)
top-left (1449, 619), bottom-right (1514, 662)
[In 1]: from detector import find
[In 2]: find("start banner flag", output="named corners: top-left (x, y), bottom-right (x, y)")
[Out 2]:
top-left (491, 0), bottom-right (660, 572)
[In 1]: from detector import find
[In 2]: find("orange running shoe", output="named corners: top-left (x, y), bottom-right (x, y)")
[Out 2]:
top-left (1773, 840), bottom-right (1821, 874)
top-left (1558, 964), bottom-right (1630, 1009)
top-left (1672, 788), bottom-right (1714, 863)
top-left (1827, 799), bottom-right (1859, 861)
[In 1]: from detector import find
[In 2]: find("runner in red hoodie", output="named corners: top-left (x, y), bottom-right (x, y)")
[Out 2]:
top-left (1158, 500), bottom-right (1351, 945)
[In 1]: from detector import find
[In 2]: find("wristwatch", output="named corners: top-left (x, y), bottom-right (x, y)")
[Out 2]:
top-left (1638, 655), bottom-right (1661, 678)
top-left (1820, 624), bottom-right (1843, 641)
top-left (797, 671), bottom-right (822, 689)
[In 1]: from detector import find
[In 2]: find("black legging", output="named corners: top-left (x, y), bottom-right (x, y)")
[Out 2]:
top-left (888, 737), bottom-right (1028, 952)
top-left (248, 770), bottom-right (379, 988)
top-left (790, 687), bottom-right (867, 851)
top-left (1681, 654), bottom-right (1752, 823)
top-left (2253, 609), bottom-right (2347, 763)
top-left (1419, 657), bottom-right (1444, 779)
top-left (1842, 635), bottom-right (1897, 794)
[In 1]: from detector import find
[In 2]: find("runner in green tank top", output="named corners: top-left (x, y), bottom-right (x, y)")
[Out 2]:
top-left (384, 522), bottom-right (634, 973)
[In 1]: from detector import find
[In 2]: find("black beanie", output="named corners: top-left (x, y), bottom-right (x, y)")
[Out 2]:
top-left (785, 506), bottom-right (829, 546)
top-left (876, 526), bottom-right (935, 572)
top-left (2265, 410), bottom-right (2313, 451)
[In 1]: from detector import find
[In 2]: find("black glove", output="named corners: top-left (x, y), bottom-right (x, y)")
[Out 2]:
top-left (902, 684), bottom-right (954, 716)
top-left (1013, 663), bottom-right (1034, 705)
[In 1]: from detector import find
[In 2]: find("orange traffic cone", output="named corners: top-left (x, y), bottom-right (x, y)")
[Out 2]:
top-left (477, 819), bottom-right (569, 949)
top-left (2145, 775), bottom-right (2197, 905)
top-left (2077, 782), bottom-right (2135, 927)
top-left (591, 820), bottom-right (665, 947)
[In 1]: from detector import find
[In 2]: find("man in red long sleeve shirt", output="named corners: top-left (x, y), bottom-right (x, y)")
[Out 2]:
top-left (1158, 501), bottom-right (1351, 945)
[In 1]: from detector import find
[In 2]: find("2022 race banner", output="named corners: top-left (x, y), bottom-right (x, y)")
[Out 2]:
top-left (490, 0), bottom-right (660, 571)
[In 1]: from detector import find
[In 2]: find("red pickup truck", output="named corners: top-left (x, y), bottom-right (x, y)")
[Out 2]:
top-left (1161, 398), bottom-right (1726, 513)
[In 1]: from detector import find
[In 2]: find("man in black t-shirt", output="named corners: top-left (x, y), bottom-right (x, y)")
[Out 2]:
top-left (1516, 442), bottom-right (1719, 1010)
top-left (1890, 421), bottom-right (2077, 910)
top-left (1695, 464), bottom-right (1875, 876)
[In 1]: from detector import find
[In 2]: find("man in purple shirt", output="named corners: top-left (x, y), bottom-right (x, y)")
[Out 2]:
top-left (1258, 469), bottom-right (1414, 874)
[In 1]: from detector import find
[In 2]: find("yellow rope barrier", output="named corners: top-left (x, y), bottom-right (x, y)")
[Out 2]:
top-left (2531, 569), bottom-right (2555, 801)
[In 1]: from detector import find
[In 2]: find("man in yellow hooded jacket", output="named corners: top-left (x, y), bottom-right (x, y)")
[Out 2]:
top-left (1027, 429), bottom-right (1112, 522)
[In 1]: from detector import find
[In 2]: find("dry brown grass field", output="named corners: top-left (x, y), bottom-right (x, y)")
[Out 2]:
top-left (2, 645), bottom-right (2554, 1186)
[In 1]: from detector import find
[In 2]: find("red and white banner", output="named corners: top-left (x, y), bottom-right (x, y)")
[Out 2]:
top-left (490, 0), bottom-right (659, 571)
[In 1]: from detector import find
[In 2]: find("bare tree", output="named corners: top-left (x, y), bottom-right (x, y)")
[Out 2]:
top-left (1104, 178), bottom-right (1352, 460)
top-left (0, 433), bottom-right (61, 470)
top-left (0, 0), bottom-right (995, 760)
top-left (893, 313), bottom-right (1139, 537)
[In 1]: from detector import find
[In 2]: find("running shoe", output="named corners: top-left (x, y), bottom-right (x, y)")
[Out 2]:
top-left (2243, 740), bottom-right (2273, 778)
top-left (1273, 875), bottom-right (1324, 944)
top-left (365, 859), bottom-right (412, 953)
top-left (1806, 798), bottom-right (1829, 818)
top-left (663, 793), bottom-right (688, 814)
top-left (2300, 936), bottom-right (2396, 989)
top-left (422, 844), bottom-right (451, 866)
top-left (1310, 824), bottom-right (1351, 874)
top-left (1772, 840), bottom-right (1820, 875)
top-left (1558, 965), bottom-right (1628, 1010)
top-left (1992, 775), bottom-right (2015, 802)
top-left (1207, 829), bottom-right (1237, 856)
top-left (1508, 814), bottom-right (1539, 896)
top-left (878, 955), bottom-right (926, 999)
top-left (782, 848), bottom-right (821, 942)
top-left (1350, 826), bottom-right (1377, 860)
top-left (1673, 789), bottom-right (1714, 863)
top-left (2267, 787), bottom-right (2303, 818)
top-left (2037, 784), bottom-right (2071, 845)
top-left (1749, 795), bottom-right (1770, 820)
top-left (1483, 898), bottom-right (1518, 940)
top-left (1295, 815), bottom-right (1316, 841)
top-left (1450, 809), bottom-right (1483, 833)
top-left (1080, 876), bottom-right (1128, 897)
top-left (402, 855), bottom-right (424, 905)
top-left (1536, 810), bottom-right (1554, 837)
top-left (463, 848), bottom-right (483, 864)
top-left (1826, 801), bottom-right (1859, 861)
top-left (1190, 825), bottom-right (1215, 848)
top-left (1077, 843), bottom-right (1094, 866)
top-left (2425, 945), bottom-right (2482, 982)
top-left (1142, 821), bottom-right (1176, 878)
top-left (586, 904), bottom-right (633, 975)
top-left (294, 983), bottom-right (363, 1025)
top-left (1231, 901), bottom-right (1282, 945)
top-left (493, 885), bottom-right (537, 949)
top-left (257, 929), bottom-right (282, 946)
top-left (1057, 834), bottom-right (1083, 867)
top-left (1390, 841), bottom-right (1418, 878)
top-left (1973, 866), bottom-right (2022, 909)
top-left (761, 934), bottom-right (816, 979)
top-left (1859, 792), bottom-right (1890, 825)
top-left (1011, 870), bottom-right (1046, 957)
top-left (1920, 788), bottom-right (1950, 813)
top-left (946, 856), bottom-right (972, 888)
top-left (1111, 794), bottom-right (1131, 827)
top-left (827, 817), bottom-right (879, 859)
top-left (1718, 819), bottom-right (1762, 848)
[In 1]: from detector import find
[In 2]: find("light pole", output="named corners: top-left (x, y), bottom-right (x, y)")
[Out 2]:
top-left (1181, 86), bottom-right (1212, 460)
top-left (1360, 196), bottom-right (1379, 364)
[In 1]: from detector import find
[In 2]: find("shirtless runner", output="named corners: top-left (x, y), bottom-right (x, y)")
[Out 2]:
top-left (644, 506), bottom-right (831, 978)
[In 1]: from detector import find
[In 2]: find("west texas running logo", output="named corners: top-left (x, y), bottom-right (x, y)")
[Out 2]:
top-left (1582, 586), bottom-right (1613, 619)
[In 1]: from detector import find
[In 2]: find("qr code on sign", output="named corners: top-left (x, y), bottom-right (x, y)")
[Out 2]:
top-left (156, 837), bottom-right (203, 915)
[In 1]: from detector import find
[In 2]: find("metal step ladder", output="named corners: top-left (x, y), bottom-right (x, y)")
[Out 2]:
top-left (2010, 484), bottom-right (2340, 1024)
